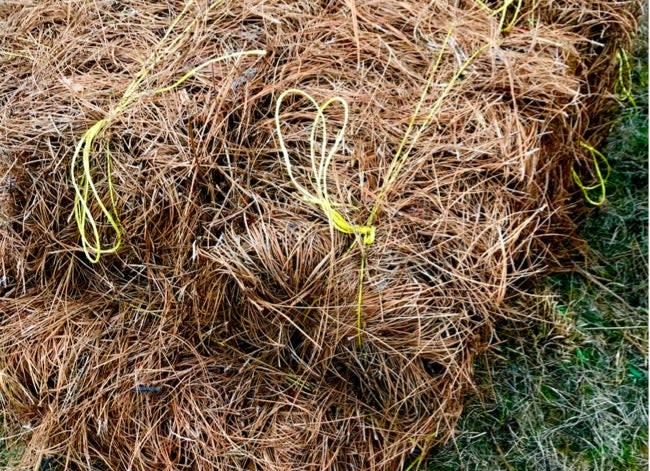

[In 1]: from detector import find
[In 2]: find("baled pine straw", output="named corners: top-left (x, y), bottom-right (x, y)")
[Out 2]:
top-left (0, 0), bottom-right (640, 469)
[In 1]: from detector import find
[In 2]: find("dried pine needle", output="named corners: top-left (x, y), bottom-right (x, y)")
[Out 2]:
top-left (0, 0), bottom-right (638, 468)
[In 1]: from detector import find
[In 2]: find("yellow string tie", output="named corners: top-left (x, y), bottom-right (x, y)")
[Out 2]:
top-left (70, 0), bottom-right (265, 263)
top-left (475, 0), bottom-right (523, 33)
top-left (276, 31), bottom-right (487, 347)
top-left (275, 89), bottom-right (375, 348)
top-left (571, 141), bottom-right (611, 206)
top-left (274, 89), bottom-right (376, 246)
top-left (364, 34), bottom-right (487, 345)
top-left (614, 48), bottom-right (637, 110)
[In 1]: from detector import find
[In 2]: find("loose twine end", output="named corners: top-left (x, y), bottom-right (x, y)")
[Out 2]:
top-left (615, 48), bottom-right (637, 110)
top-left (475, 0), bottom-right (524, 33)
top-left (572, 141), bottom-right (612, 206)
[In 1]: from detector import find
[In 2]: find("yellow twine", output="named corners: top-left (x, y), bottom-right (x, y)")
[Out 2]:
top-left (275, 89), bottom-right (374, 348)
top-left (571, 141), bottom-right (611, 206)
top-left (614, 48), bottom-right (637, 110)
top-left (367, 33), bottom-right (488, 226)
top-left (70, 0), bottom-right (265, 263)
top-left (475, 0), bottom-right (523, 33)
top-left (286, 374), bottom-right (315, 392)
top-left (151, 50), bottom-right (265, 96)
top-left (404, 446), bottom-right (426, 471)
top-left (274, 89), bottom-right (376, 246)
top-left (276, 31), bottom-right (487, 347)
top-left (363, 38), bottom-right (487, 345)
top-left (0, 49), bottom-right (32, 60)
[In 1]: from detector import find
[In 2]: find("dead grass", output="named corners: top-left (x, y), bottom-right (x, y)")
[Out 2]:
top-left (0, 0), bottom-right (641, 469)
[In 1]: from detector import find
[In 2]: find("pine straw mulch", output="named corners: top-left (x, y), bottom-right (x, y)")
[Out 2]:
top-left (0, 0), bottom-right (640, 470)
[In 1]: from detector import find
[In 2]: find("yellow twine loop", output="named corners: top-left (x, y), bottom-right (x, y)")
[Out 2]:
top-left (571, 141), bottom-right (611, 206)
top-left (475, 0), bottom-right (523, 33)
top-left (614, 48), bottom-right (637, 110)
top-left (275, 89), bottom-right (376, 246)
top-left (70, 0), bottom-right (265, 263)
top-left (276, 30), bottom-right (487, 347)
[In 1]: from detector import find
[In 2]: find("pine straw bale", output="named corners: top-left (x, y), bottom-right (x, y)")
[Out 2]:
top-left (0, 0), bottom-right (640, 469)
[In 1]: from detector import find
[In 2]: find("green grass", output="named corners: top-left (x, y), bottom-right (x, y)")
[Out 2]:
top-left (0, 418), bottom-right (21, 469)
top-left (427, 36), bottom-right (648, 471)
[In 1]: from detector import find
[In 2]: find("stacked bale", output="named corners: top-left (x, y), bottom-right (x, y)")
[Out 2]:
top-left (0, 0), bottom-right (639, 469)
